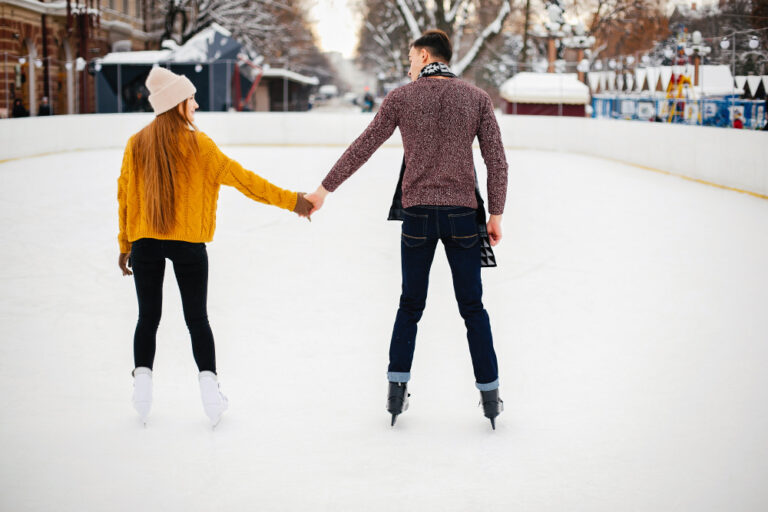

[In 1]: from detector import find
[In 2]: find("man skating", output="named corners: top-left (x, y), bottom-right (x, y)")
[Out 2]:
top-left (307, 29), bottom-right (508, 428)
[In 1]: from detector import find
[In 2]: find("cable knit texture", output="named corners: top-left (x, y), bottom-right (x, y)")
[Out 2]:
top-left (321, 77), bottom-right (509, 215)
top-left (117, 131), bottom-right (298, 253)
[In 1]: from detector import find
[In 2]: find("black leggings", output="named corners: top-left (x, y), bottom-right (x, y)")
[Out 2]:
top-left (130, 238), bottom-right (216, 373)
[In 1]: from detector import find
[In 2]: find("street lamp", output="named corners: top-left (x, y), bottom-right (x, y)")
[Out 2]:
top-left (688, 30), bottom-right (711, 86)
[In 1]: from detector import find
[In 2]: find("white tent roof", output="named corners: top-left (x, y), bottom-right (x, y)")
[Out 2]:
top-left (644, 67), bottom-right (661, 91)
top-left (659, 67), bottom-right (673, 92)
top-left (635, 69), bottom-right (647, 92)
top-left (625, 73), bottom-right (634, 92)
top-left (735, 76), bottom-right (748, 91)
top-left (499, 73), bottom-right (590, 104)
top-left (587, 72), bottom-right (600, 92)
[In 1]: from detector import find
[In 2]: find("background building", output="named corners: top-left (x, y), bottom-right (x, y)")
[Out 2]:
top-left (1, 0), bottom-right (152, 117)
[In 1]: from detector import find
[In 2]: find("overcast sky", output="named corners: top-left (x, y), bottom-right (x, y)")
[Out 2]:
top-left (308, 0), bottom-right (361, 58)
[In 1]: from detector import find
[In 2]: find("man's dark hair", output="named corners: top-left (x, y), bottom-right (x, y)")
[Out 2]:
top-left (411, 29), bottom-right (452, 62)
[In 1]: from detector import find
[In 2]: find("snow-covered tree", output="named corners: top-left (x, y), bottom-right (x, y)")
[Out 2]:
top-left (151, 0), bottom-right (332, 78)
top-left (355, 0), bottom-right (512, 78)
top-left (666, 0), bottom-right (767, 75)
top-left (562, 0), bottom-right (667, 61)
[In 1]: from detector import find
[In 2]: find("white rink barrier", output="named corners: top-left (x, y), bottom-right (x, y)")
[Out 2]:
top-left (1, 112), bottom-right (766, 197)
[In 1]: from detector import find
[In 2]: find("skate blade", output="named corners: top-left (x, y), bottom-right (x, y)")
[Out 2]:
top-left (489, 417), bottom-right (496, 430)
top-left (391, 414), bottom-right (398, 427)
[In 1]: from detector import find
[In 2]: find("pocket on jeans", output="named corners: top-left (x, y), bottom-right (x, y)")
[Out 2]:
top-left (401, 211), bottom-right (428, 248)
top-left (448, 211), bottom-right (479, 248)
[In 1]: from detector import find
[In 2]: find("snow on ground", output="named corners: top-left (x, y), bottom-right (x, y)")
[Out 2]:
top-left (1, 143), bottom-right (768, 511)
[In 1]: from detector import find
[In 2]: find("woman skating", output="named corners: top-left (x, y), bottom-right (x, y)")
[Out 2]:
top-left (117, 67), bottom-right (312, 427)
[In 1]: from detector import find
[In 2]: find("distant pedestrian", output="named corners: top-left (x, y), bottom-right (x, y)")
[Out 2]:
top-left (362, 90), bottom-right (374, 113)
top-left (11, 98), bottom-right (29, 118)
top-left (38, 97), bottom-right (52, 116)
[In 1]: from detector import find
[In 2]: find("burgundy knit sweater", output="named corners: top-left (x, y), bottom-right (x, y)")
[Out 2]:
top-left (321, 77), bottom-right (509, 215)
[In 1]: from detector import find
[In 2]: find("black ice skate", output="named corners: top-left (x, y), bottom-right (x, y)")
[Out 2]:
top-left (480, 389), bottom-right (504, 430)
top-left (386, 382), bottom-right (410, 426)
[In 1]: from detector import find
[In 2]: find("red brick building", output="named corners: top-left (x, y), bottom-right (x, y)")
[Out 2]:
top-left (1, 0), bottom-right (153, 117)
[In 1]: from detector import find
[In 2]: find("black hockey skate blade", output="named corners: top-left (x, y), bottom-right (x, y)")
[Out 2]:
top-left (391, 414), bottom-right (398, 427)
top-left (489, 417), bottom-right (496, 430)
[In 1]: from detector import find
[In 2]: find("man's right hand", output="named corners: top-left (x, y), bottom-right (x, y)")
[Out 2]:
top-left (487, 214), bottom-right (502, 246)
top-left (304, 185), bottom-right (330, 217)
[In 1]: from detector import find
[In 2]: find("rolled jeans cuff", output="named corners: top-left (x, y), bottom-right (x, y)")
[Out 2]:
top-left (476, 379), bottom-right (499, 391)
top-left (387, 371), bottom-right (410, 383)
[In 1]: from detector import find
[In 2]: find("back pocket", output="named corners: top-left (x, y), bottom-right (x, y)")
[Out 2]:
top-left (402, 211), bottom-right (429, 248)
top-left (448, 211), bottom-right (479, 248)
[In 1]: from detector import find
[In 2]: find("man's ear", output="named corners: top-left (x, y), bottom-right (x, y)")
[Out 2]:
top-left (420, 47), bottom-right (430, 63)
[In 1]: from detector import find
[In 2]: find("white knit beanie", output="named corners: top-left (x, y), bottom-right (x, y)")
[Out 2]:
top-left (146, 67), bottom-right (197, 116)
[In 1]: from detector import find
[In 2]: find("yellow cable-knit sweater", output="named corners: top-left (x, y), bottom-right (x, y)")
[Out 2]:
top-left (117, 131), bottom-right (298, 253)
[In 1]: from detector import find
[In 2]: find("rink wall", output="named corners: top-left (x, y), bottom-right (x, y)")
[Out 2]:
top-left (1, 112), bottom-right (766, 198)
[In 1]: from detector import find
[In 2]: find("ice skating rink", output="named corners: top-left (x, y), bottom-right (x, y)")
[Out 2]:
top-left (1, 143), bottom-right (767, 511)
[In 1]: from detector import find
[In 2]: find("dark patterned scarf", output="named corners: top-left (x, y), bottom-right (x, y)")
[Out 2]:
top-left (418, 62), bottom-right (456, 79)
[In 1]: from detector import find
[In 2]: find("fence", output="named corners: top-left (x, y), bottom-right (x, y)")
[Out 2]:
top-left (592, 94), bottom-right (767, 129)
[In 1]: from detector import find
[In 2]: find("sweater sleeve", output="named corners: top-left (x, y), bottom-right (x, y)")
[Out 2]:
top-left (477, 94), bottom-right (508, 215)
top-left (117, 140), bottom-right (132, 253)
top-left (321, 93), bottom-right (398, 192)
top-left (210, 137), bottom-right (298, 211)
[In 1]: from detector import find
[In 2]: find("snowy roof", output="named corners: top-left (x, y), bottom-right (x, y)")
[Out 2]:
top-left (170, 24), bottom-right (239, 63)
top-left (261, 68), bottom-right (319, 86)
top-left (100, 24), bottom-right (238, 65)
top-left (100, 50), bottom-right (172, 65)
top-left (499, 73), bottom-right (590, 104)
top-left (694, 65), bottom-right (741, 97)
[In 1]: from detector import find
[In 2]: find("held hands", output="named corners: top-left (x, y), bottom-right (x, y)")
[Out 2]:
top-left (293, 192), bottom-right (314, 219)
top-left (487, 214), bottom-right (502, 247)
top-left (304, 186), bottom-right (329, 217)
top-left (293, 186), bottom-right (329, 220)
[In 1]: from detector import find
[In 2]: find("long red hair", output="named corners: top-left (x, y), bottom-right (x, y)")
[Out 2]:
top-left (132, 99), bottom-right (199, 234)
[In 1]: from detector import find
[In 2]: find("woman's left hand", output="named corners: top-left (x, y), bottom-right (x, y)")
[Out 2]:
top-left (119, 253), bottom-right (133, 276)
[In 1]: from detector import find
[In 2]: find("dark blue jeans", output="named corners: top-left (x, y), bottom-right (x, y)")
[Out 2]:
top-left (388, 206), bottom-right (499, 390)
top-left (130, 238), bottom-right (216, 373)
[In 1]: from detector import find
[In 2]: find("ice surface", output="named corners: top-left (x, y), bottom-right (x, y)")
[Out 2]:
top-left (1, 145), bottom-right (768, 511)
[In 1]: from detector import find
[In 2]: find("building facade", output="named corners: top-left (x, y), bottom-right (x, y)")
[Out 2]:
top-left (0, 0), bottom-right (154, 117)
